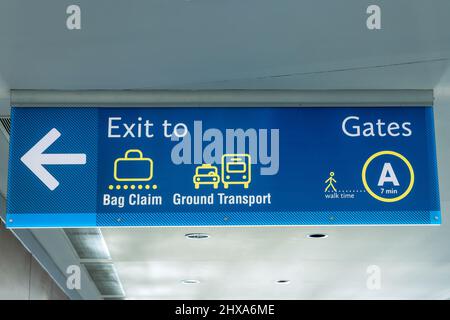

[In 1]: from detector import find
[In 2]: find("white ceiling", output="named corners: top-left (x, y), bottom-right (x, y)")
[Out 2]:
top-left (101, 222), bottom-right (450, 299)
top-left (0, 0), bottom-right (449, 299)
top-left (0, 0), bottom-right (450, 92)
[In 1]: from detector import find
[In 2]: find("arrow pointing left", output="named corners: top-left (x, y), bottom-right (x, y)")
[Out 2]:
top-left (21, 128), bottom-right (87, 191)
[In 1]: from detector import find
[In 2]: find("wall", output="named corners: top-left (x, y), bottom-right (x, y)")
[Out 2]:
top-left (434, 63), bottom-right (450, 225)
top-left (0, 196), bottom-right (67, 300)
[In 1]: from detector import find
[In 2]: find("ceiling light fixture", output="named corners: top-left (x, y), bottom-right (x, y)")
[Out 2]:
top-left (307, 233), bottom-right (328, 239)
top-left (185, 233), bottom-right (210, 239)
top-left (276, 280), bottom-right (291, 284)
top-left (181, 279), bottom-right (200, 284)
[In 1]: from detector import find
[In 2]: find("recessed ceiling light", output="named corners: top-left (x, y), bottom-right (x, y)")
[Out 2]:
top-left (185, 233), bottom-right (210, 239)
top-left (276, 280), bottom-right (291, 284)
top-left (307, 233), bottom-right (328, 239)
top-left (181, 279), bottom-right (200, 284)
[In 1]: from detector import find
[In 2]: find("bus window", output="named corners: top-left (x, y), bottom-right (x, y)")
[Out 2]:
top-left (226, 163), bottom-right (246, 173)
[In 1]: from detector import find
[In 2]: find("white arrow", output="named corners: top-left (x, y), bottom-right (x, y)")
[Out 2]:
top-left (21, 128), bottom-right (87, 191)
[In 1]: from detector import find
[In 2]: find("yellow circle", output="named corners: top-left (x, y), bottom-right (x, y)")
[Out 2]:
top-left (116, 185), bottom-right (121, 190)
top-left (108, 185), bottom-right (114, 190)
top-left (131, 185), bottom-right (135, 190)
top-left (138, 185), bottom-right (143, 190)
top-left (123, 185), bottom-right (128, 190)
top-left (145, 185), bottom-right (150, 190)
top-left (362, 150), bottom-right (414, 203)
top-left (152, 184), bottom-right (158, 190)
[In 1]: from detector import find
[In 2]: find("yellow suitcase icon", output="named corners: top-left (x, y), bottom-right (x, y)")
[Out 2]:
top-left (114, 149), bottom-right (153, 182)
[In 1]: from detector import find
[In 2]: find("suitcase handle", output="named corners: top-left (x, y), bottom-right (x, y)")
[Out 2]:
top-left (124, 149), bottom-right (144, 159)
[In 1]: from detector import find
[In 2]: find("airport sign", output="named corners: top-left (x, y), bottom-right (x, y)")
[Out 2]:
top-left (6, 106), bottom-right (440, 227)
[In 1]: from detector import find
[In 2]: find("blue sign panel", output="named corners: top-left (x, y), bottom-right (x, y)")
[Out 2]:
top-left (6, 106), bottom-right (440, 228)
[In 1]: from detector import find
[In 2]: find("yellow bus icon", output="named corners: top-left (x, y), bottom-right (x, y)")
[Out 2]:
top-left (221, 154), bottom-right (251, 189)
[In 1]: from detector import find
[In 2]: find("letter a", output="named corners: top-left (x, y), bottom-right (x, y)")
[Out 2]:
top-left (378, 162), bottom-right (399, 186)
top-left (366, 265), bottom-right (381, 290)
top-left (366, 5), bottom-right (381, 30)
top-left (66, 265), bottom-right (81, 290)
top-left (66, 5), bottom-right (81, 30)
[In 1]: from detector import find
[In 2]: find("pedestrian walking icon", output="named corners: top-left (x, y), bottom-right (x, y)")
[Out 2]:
top-left (325, 172), bottom-right (337, 192)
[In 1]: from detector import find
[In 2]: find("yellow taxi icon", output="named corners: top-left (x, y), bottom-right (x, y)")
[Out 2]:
top-left (193, 164), bottom-right (220, 189)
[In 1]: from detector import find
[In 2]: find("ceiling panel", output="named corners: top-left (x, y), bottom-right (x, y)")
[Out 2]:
top-left (101, 201), bottom-right (450, 299)
top-left (0, 0), bottom-right (449, 90)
